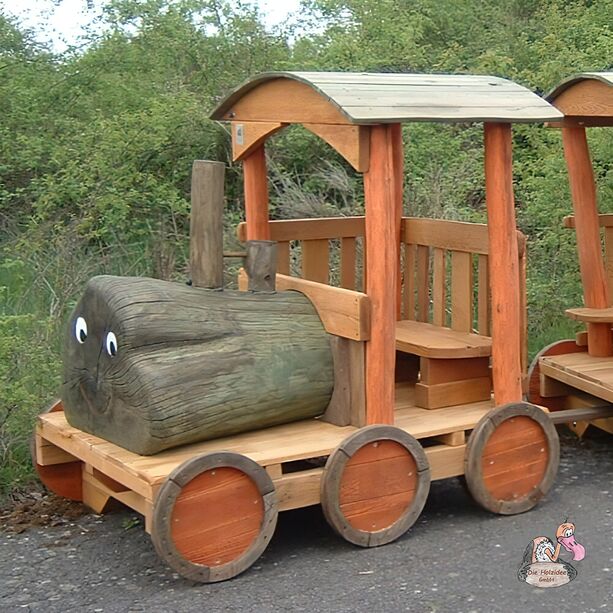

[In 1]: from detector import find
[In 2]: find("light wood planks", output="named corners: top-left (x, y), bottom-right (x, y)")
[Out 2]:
top-left (562, 125), bottom-right (612, 356)
top-left (237, 217), bottom-right (365, 243)
top-left (450, 251), bottom-right (473, 332)
top-left (237, 269), bottom-right (370, 341)
top-left (540, 352), bottom-right (613, 404)
top-left (341, 237), bottom-right (357, 289)
top-left (432, 248), bottom-right (446, 326)
top-left (484, 122), bottom-right (523, 404)
top-left (37, 387), bottom-right (493, 498)
top-left (302, 239), bottom-right (329, 284)
top-left (415, 377), bottom-right (491, 410)
top-left (395, 320), bottom-right (492, 359)
top-left (566, 307), bottom-right (613, 323)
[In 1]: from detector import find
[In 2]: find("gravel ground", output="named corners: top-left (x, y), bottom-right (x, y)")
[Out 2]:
top-left (1, 430), bottom-right (611, 613)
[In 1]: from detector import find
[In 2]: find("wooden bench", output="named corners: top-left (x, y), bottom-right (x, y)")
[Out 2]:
top-left (397, 218), bottom-right (526, 408)
top-left (237, 216), bottom-right (527, 409)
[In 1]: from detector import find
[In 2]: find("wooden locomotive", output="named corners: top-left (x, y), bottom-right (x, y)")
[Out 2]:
top-left (33, 72), bottom-right (584, 583)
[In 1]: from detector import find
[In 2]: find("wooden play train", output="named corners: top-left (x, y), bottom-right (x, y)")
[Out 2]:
top-left (32, 71), bottom-right (613, 583)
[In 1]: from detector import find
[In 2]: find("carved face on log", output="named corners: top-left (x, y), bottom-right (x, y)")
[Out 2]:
top-left (62, 275), bottom-right (334, 455)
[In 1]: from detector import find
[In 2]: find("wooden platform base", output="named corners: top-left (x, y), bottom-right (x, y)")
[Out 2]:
top-left (539, 351), bottom-right (613, 436)
top-left (35, 383), bottom-right (493, 531)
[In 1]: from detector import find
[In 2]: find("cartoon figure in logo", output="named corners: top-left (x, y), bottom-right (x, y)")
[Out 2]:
top-left (518, 520), bottom-right (586, 588)
top-left (529, 521), bottom-right (586, 563)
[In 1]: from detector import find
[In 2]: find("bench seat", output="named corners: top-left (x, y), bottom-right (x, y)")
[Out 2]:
top-left (395, 320), bottom-right (492, 359)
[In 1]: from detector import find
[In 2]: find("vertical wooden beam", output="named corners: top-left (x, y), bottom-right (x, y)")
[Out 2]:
top-left (363, 125), bottom-right (398, 425)
top-left (484, 123), bottom-right (523, 405)
top-left (190, 160), bottom-right (225, 289)
top-left (562, 126), bottom-right (612, 357)
top-left (391, 123), bottom-right (404, 319)
top-left (242, 145), bottom-right (270, 240)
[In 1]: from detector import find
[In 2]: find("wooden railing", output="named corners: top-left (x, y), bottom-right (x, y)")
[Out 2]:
top-left (236, 215), bottom-right (528, 372)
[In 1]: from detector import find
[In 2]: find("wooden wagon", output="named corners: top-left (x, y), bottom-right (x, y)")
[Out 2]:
top-left (528, 72), bottom-right (613, 436)
top-left (34, 72), bottom-right (567, 582)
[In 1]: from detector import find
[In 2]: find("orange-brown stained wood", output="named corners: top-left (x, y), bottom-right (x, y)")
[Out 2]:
top-left (562, 126), bottom-right (612, 357)
top-left (36, 461), bottom-right (83, 501)
top-left (242, 145), bottom-right (270, 240)
top-left (391, 123), bottom-right (404, 319)
top-left (484, 123), bottom-right (523, 404)
top-left (364, 125), bottom-right (399, 424)
top-left (554, 79), bottom-right (613, 120)
top-left (339, 441), bottom-right (416, 532)
top-left (170, 467), bottom-right (263, 567)
top-left (481, 416), bottom-right (548, 501)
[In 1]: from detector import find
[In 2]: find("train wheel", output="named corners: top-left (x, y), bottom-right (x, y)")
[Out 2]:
top-left (527, 339), bottom-right (585, 409)
top-left (465, 402), bottom-right (559, 515)
top-left (151, 452), bottom-right (277, 583)
top-left (31, 399), bottom-right (83, 501)
top-left (321, 425), bottom-right (430, 547)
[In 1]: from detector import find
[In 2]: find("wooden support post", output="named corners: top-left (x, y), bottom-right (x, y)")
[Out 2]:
top-left (484, 123), bottom-right (523, 405)
top-left (562, 126), bottom-right (612, 357)
top-left (190, 160), bottom-right (225, 289)
top-left (245, 240), bottom-right (277, 292)
top-left (391, 123), bottom-right (404, 319)
top-left (363, 125), bottom-right (398, 425)
top-left (242, 145), bottom-right (270, 240)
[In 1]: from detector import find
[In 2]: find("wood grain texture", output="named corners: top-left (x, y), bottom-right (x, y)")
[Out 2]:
top-left (552, 79), bottom-right (613, 119)
top-left (151, 452), bottom-right (277, 583)
top-left (321, 425), bottom-right (430, 547)
top-left (245, 240), bottom-right (277, 291)
top-left (237, 217), bottom-right (365, 243)
top-left (432, 248), bottom-right (446, 326)
top-left (525, 339), bottom-right (587, 410)
top-left (211, 72), bottom-right (562, 124)
top-left (364, 125), bottom-right (399, 425)
top-left (302, 239), bottom-right (329, 284)
top-left (415, 376), bottom-right (491, 409)
top-left (484, 123), bottom-right (523, 404)
top-left (242, 145), bottom-right (270, 240)
top-left (562, 126), bottom-right (612, 357)
top-left (464, 402), bottom-right (559, 515)
top-left (232, 121), bottom-right (284, 161)
top-left (451, 251), bottom-right (473, 332)
top-left (391, 123), bottom-right (404, 319)
top-left (62, 275), bottom-right (334, 455)
top-left (340, 237), bottom-right (357, 289)
top-left (303, 123), bottom-right (369, 171)
top-left (190, 161), bottom-right (225, 289)
top-left (395, 320), bottom-right (491, 359)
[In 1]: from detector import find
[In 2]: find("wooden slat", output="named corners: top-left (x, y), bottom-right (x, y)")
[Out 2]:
top-left (340, 237), bottom-right (356, 289)
top-left (274, 468), bottom-right (322, 511)
top-left (237, 217), bottom-right (365, 243)
top-left (416, 245), bottom-right (429, 322)
top-left (391, 123), bottom-right (404, 320)
top-left (519, 249), bottom-right (528, 376)
top-left (564, 213), bottom-right (613, 229)
top-left (424, 444), bottom-right (466, 481)
top-left (605, 227), bottom-right (613, 298)
top-left (238, 269), bottom-right (370, 340)
top-left (302, 239), bottom-right (329, 284)
top-left (395, 320), bottom-right (491, 359)
top-left (552, 79), bottom-right (613, 119)
top-left (432, 248), bottom-right (446, 326)
top-left (420, 357), bottom-right (490, 385)
top-left (277, 241), bottom-right (291, 275)
top-left (451, 251), bottom-right (473, 332)
top-left (415, 377), bottom-right (491, 409)
top-left (403, 243), bottom-right (416, 320)
top-left (477, 254), bottom-right (490, 335)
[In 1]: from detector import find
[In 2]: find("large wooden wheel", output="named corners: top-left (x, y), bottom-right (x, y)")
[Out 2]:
top-left (30, 399), bottom-right (83, 501)
top-left (465, 402), bottom-right (559, 515)
top-left (527, 339), bottom-right (585, 409)
top-left (151, 452), bottom-right (277, 583)
top-left (321, 425), bottom-right (430, 547)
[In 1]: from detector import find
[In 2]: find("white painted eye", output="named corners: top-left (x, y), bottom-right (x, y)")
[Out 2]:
top-left (75, 317), bottom-right (88, 344)
top-left (105, 331), bottom-right (118, 357)
top-left (564, 528), bottom-right (573, 538)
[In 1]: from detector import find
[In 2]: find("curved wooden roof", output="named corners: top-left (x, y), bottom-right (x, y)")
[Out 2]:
top-left (546, 72), bottom-right (613, 122)
top-left (211, 71), bottom-right (562, 124)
